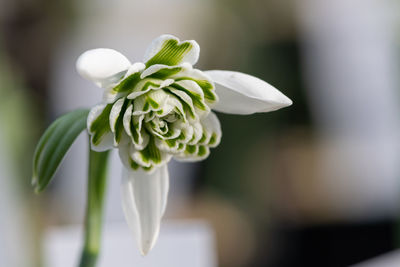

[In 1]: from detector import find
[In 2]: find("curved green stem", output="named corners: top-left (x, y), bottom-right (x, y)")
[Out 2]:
top-left (79, 141), bottom-right (109, 267)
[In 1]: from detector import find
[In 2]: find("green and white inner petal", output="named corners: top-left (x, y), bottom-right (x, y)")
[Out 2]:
top-left (165, 86), bottom-right (197, 121)
top-left (147, 118), bottom-right (181, 140)
top-left (171, 64), bottom-right (219, 105)
top-left (157, 95), bottom-right (185, 121)
top-left (109, 98), bottom-right (131, 146)
top-left (140, 64), bottom-right (184, 80)
top-left (173, 112), bottom-right (221, 161)
top-left (131, 136), bottom-right (173, 170)
top-left (198, 111), bottom-right (222, 148)
top-left (171, 80), bottom-right (210, 117)
top-left (123, 105), bottom-right (149, 151)
top-left (131, 89), bottom-right (169, 116)
top-left (174, 144), bottom-right (210, 162)
top-left (143, 34), bottom-right (200, 67)
top-left (87, 103), bottom-right (114, 151)
top-left (127, 77), bottom-right (174, 100)
top-left (103, 63), bottom-right (145, 103)
top-left (154, 135), bottom-right (185, 154)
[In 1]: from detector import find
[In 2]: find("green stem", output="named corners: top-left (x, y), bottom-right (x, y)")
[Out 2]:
top-left (79, 142), bottom-right (110, 267)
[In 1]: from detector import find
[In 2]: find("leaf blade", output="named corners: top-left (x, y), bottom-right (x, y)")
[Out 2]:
top-left (32, 109), bottom-right (90, 192)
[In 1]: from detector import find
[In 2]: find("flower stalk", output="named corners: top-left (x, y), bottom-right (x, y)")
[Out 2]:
top-left (79, 141), bottom-right (109, 267)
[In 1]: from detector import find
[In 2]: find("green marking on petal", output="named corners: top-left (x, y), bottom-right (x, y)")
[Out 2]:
top-left (171, 83), bottom-right (207, 111)
top-left (146, 39), bottom-right (193, 67)
top-left (209, 133), bottom-right (218, 146)
top-left (142, 165), bottom-right (154, 172)
top-left (139, 80), bottom-right (162, 93)
top-left (128, 79), bottom-right (163, 100)
top-left (112, 72), bottom-right (141, 94)
top-left (90, 104), bottom-right (113, 146)
top-left (175, 77), bottom-right (217, 103)
top-left (140, 137), bottom-right (162, 164)
top-left (185, 145), bottom-right (196, 154)
top-left (165, 88), bottom-right (196, 119)
top-left (178, 132), bottom-right (186, 141)
top-left (129, 158), bottom-right (140, 170)
top-left (165, 139), bottom-right (176, 148)
top-left (114, 99), bottom-right (130, 144)
top-left (198, 146), bottom-right (208, 157)
top-left (198, 133), bottom-right (207, 144)
top-left (143, 101), bottom-right (150, 112)
top-left (147, 96), bottom-right (160, 109)
top-left (148, 67), bottom-right (182, 79)
top-left (130, 115), bottom-right (144, 145)
top-left (178, 143), bottom-right (185, 151)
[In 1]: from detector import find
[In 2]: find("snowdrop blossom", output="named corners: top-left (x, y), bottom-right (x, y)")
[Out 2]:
top-left (76, 34), bottom-right (292, 255)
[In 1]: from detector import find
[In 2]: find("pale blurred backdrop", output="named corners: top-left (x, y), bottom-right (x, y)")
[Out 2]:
top-left (1, 0), bottom-right (400, 266)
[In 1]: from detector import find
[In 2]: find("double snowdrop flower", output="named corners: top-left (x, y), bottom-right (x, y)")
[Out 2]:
top-left (76, 34), bottom-right (292, 255)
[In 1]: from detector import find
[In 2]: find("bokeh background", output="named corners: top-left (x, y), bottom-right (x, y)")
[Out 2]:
top-left (1, 0), bottom-right (400, 266)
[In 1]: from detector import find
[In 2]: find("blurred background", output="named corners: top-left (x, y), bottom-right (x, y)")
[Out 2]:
top-left (1, 0), bottom-right (400, 266)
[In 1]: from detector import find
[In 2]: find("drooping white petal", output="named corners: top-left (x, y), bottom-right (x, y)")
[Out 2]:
top-left (76, 48), bottom-right (131, 88)
top-left (121, 165), bottom-right (169, 255)
top-left (205, 70), bottom-right (292, 115)
top-left (143, 34), bottom-right (200, 67)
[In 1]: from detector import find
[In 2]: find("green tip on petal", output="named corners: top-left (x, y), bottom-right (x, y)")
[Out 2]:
top-left (144, 34), bottom-right (200, 67)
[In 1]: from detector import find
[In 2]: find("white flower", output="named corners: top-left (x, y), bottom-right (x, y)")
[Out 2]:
top-left (76, 34), bottom-right (292, 255)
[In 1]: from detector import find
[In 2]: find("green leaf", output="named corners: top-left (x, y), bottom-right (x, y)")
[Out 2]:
top-left (32, 109), bottom-right (90, 193)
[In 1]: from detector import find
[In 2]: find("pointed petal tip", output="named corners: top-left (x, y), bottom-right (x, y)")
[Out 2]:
top-left (276, 93), bottom-right (293, 109)
top-left (285, 96), bottom-right (293, 106)
top-left (139, 240), bottom-right (155, 256)
top-left (206, 70), bottom-right (293, 114)
top-left (121, 165), bottom-right (169, 256)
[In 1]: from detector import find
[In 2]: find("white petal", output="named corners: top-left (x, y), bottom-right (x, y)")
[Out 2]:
top-left (127, 78), bottom-right (174, 100)
top-left (143, 34), bottom-right (200, 66)
top-left (140, 64), bottom-right (183, 79)
top-left (76, 48), bottom-right (131, 88)
top-left (102, 62), bottom-right (146, 103)
top-left (205, 70), bottom-right (292, 115)
top-left (200, 112), bottom-right (222, 147)
top-left (87, 104), bottom-right (114, 151)
top-left (121, 165), bottom-right (169, 255)
top-left (109, 98), bottom-right (125, 132)
top-left (125, 62), bottom-right (146, 77)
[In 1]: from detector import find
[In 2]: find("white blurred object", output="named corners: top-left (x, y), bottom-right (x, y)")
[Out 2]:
top-left (351, 250), bottom-right (400, 267)
top-left (297, 0), bottom-right (400, 219)
top-left (44, 221), bottom-right (217, 267)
